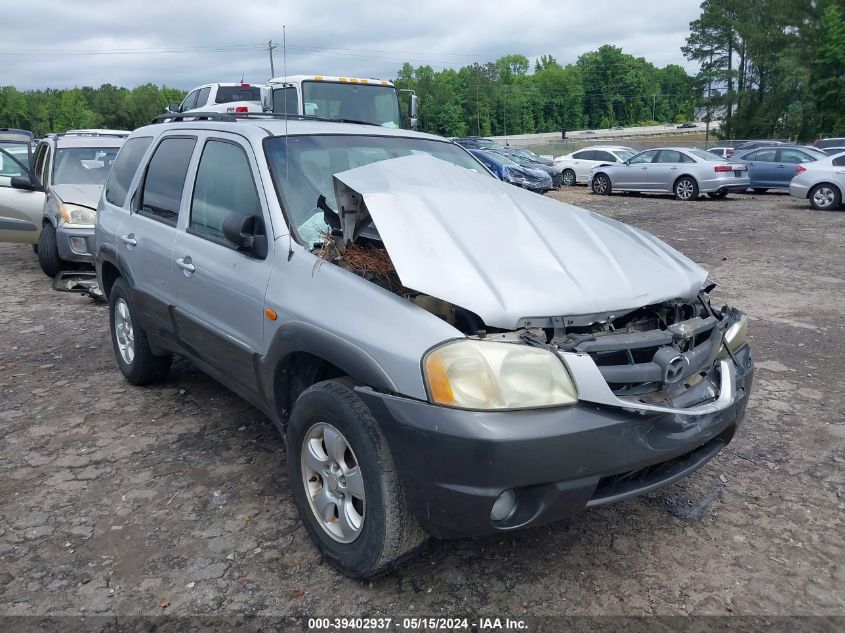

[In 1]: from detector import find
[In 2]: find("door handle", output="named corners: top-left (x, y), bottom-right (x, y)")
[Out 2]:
top-left (641, 166), bottom-right (648, 170)
top-left (120, 234), bottom-right (137, 247)
top-left (670, 166), bottom-right (678, 170)
top-left (777, 165), bottom-right (787, 169)
top-left (176, 256), bottom-right (195, 274)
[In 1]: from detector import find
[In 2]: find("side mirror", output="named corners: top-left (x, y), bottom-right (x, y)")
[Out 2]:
top-left (11, 175), bottom-right (40, 191)
top-left (260, 87), bottom-right (273, 112)
top-left (222, 213), bottom-right (268, 259)
top-left (408, 93), bottom-right (418, 130)
top-left (165, 102), bottom-right (181, 113)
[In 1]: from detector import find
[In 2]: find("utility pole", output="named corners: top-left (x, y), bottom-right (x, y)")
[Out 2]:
top-left (652, 93), bottom-right (657, 121)
top-left (267, 40), bottom-right (278, 78)
top-left (476, 83), bottom-right (481, 136)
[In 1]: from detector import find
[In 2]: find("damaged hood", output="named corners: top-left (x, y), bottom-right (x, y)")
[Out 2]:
top-left (51, 184), bottom-right (102, 209)
top-left (333, 153), bottom-right (708, 329)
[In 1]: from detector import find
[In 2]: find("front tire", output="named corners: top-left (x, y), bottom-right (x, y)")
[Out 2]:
top-left (562, 169), bottom-right (576, 186)
top-left (37, 223), bottom-right (63, 277)
top-left (108, 277), bottom-right (172, 385)
top-left (287, 379), bottom-right (427, 578)
top-left (809, 183), bottom-right (841, 210)
top-left (674, 176), bottom-right (699, 201)
top-left (592, 173), bottom-right (611, 195)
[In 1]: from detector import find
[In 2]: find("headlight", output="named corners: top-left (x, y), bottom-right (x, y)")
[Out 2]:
top-left (718, 313), bottom-right (748, 358)
top-left (59, 203), bottom-right (97, 226)
top-left (423, 340), bottom-right (578, 410)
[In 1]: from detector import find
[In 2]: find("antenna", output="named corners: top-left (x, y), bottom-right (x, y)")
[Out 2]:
top-left (283, 25), bottom-right (289, 183)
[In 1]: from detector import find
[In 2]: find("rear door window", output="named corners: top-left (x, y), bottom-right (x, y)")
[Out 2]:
top-left (105, 136), bottom-right (153, 207)
top-left (189, 140), bottom-right (260, 240)
top-left (749, 149), bottom-right (777, 162)
top-left (655, 150), bottom-right (683, 163)
top-left (779, 148), bottom-right (814, 164)
top-left (573, 150), bottom-right (595, 160)
top-left (593, 151), bottom-right (616, 162)
top-left (139, 137), bottom-right (197, 225)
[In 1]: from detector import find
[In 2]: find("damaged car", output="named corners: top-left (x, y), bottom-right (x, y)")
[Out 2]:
top-left (94, 115), bottom-right (754, 579)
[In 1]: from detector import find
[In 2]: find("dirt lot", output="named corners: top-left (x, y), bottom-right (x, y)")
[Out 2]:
top-left (0, 188), bottom-right (843, 619)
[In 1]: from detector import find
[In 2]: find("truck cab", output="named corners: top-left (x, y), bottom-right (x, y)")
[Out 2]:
top-left (263, 75), bottom-right (417, 129)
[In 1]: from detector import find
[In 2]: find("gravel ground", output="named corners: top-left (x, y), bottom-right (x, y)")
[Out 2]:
top-left (0, 187), bottom-right (843, 619)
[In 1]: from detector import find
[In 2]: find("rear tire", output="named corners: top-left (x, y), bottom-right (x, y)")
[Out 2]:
top-left (108, 277), bottom-right (172, 385)
top-left (562, 169), bottom-right (576, 186)
top-left (37, 223), bottom-right (63, 277)
top-left (809, 183), bottom-right (841, 210)
top-left (674, 176), bottom-right (699, 201)
top-left (287, 379), bottom-right (427, 578)
top-left (592, 173), bottom-right (611, 195)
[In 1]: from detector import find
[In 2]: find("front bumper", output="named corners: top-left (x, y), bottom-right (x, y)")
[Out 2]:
top-left (357, 345), bottom-right (753, 538)
top-left (56, 223), bottom-right (95, 264)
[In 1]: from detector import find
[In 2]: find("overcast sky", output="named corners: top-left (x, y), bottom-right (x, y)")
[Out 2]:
top-left (1, 0), bottom-right (703, 90)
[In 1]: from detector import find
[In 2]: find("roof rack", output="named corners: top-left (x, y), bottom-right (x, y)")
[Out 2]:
top-left (150, 111), bottom-right (237, 124)
top-left (46, 130), bottom-right (130, 139)
top-left (150, 111), bottom-right (380, 127)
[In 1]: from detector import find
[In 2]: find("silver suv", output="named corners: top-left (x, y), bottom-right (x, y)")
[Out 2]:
top-left (94, 114), bottom-right (754, 578)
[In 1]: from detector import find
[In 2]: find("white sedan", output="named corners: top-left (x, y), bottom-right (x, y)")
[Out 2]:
top-left (553, 146), bottom-right (636, 186)
top-left (789, 151), bottom-right (845, 210)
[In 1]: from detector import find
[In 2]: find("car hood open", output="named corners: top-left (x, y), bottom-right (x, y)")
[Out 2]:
top-left (332, 153), bottom-right (708, 330)
top-left (51, 184), bottom-right (103, 209)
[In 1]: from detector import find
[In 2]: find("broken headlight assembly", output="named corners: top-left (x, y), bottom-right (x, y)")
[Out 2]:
top-left (59, 203), bottom-right (97, 226)
top-left (718, 312), bottom-right (749, 358)
top-left (423, 340), bottom-right (578, 410)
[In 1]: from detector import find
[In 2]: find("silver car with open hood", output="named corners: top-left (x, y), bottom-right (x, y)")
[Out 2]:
top-left (94, 114), bottom-right (754, 578)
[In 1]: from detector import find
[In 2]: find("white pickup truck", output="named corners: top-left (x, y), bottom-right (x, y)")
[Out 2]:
top-left (169, 83), bottom-right (265, 115)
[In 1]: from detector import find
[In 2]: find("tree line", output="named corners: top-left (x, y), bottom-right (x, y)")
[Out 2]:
top-left (1, 0), bottom-right (842, 141)
top-left (0, 84), bottom-right (185, 137)
top-left (684, 0), bottom-right (845, 140)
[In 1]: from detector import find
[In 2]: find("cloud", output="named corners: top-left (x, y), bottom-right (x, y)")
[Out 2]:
top-left (0, 0), bottom-right (702, 90)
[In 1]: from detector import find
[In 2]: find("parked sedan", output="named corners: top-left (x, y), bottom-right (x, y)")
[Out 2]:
top-left (789, 151), bottom-right (845, 210)
top-left (590, 147), bottom-right (750, 200)
top-left (708, 147), bottom-right (734, 159)
top-left (733, 145), bottom-right (828, 192)
top-left (470, 149), bottom-right (553, 192)
top-left (490, 148), bottom-right (562, 187)
top-left (821, 147), bottom-right (845, 156)
top-left (0, 129), bottom-right (42, 245)
top-left (554, 146), bottom-right (636, 186)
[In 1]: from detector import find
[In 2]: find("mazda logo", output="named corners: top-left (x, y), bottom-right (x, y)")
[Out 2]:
top-left (664, 356), bottom-right (688, 383)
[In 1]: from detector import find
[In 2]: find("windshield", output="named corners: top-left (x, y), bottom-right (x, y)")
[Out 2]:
top-left (617, 149), bottom-right (636, 161)
top-left (0, 142), bottom-right (31, 180)
top-left (803, 147), bottom-right (830, 160)
top-left (53, 147), bottom-right (120, 185)
top-left (302, 81), bottom-right (402, 128)
top-left (265, 134), bottom-right (484, 247)
top-left (688, 148), bottom-right (727, 162)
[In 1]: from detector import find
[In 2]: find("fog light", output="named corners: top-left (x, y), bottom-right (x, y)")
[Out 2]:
top-left (69, 237), bottom-right (89, 255)
top-left (490, 489), bottom-right (517, 522)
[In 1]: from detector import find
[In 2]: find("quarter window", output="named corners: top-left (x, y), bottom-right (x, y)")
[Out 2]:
top-left (139, 137), bottom-right (196, 225)
top-left (190, 140), bottom-right (260, 239)
top-left (833, 156), bottom-right (845, 167)
top-left (104, 137), bottom-right (153, 207)
top-left (779, 148), bottom-right (813, 164)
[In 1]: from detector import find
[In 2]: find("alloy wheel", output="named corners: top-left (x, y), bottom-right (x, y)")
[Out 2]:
top-left (301, 422), bottom-right (366, 543)
top-left (813, 186), bottom-right (835, 209)
top-left (114, 298), bottom-right (135, 365)
top-left (676, 179), bottom-right (695, 200)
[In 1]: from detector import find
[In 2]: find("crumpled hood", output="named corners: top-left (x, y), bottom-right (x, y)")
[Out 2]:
top-left (51, 184), bottom-right (102, 209)
top-left (333, 153), bottom-right (708, 329)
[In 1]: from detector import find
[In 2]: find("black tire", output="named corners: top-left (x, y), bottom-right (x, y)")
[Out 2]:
top-left (592, 173), bottom-right (611, 195)
top-left (674, 176), bottom-right (699, 201)
top-left (708, 190), bottom-right (729, 199)
top-left (287, 379), bottom-right (427, 578)
top-left (808, 183), bottom-right (842, 210)
top-left (562, 169), bottom-right (576, 186)
top-left (108, 277), bottom-right (172, 385)
top-left (753, 188), bottom-right (768, 194)
top-left (32, 243), bottom-right (38, 253)
top-left (37, 223), bottom-right (63, 277)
